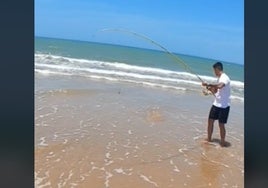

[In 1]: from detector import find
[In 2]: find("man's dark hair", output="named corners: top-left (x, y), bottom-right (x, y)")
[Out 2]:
top-left (213, 62), bottom-right (223, 71)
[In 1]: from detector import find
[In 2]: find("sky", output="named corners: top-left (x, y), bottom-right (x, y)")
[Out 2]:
top-left (35, 0), bottom-right (244, 64)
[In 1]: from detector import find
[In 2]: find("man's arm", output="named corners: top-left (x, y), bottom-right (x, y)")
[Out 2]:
top-left (202, 82), bottom-right (225, 94)
top-left (202, 82), bottom-right (225, 89)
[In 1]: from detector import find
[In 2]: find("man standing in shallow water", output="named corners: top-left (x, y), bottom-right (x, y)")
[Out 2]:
top-left (202, 62), bottom-right (231, 147)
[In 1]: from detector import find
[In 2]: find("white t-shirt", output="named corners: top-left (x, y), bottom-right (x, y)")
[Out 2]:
top-left (213, 73), bottom-right (231, 108)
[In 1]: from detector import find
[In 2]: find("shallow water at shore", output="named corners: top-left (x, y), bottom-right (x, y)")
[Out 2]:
top-left (35, 74), bottom-right (244, 188)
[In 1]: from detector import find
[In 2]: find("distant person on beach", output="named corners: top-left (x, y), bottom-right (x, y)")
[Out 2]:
top-left (202, 62), bottom-right (231, 147)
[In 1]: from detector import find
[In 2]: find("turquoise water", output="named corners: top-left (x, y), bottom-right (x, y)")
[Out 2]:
top-left (35, 37), bottom-right (244, 101)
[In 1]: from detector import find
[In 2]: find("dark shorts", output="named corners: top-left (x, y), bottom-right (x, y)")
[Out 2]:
top-left (209, 105), bottom-right (230, 124)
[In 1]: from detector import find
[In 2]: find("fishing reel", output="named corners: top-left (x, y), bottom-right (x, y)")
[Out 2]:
top-left (202, 86), bottom-right (217, 96)
top-left (202, 87), bottom-right (212, 96)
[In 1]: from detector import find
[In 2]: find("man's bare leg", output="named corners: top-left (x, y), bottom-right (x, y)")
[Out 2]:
top-left (206, 119), bottom-right (214, 142)
top-left (219, 123), bottom-right (226, 147)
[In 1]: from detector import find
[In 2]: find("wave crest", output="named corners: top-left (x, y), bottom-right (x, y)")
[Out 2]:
top-left (35, 53), bottom-right (244, 102)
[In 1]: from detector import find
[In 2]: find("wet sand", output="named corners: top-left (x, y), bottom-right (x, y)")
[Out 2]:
top-left (35, 74), bottom-right (244, 188)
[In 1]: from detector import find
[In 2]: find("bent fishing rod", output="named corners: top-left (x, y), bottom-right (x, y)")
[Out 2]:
top-left (100, 28), bottom-right (215, 96)
top-left (100, 28), bottom-right (204, 82)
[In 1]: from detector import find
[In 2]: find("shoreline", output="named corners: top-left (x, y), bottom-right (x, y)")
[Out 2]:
top-left (35, 74), bottom-right (244, 187)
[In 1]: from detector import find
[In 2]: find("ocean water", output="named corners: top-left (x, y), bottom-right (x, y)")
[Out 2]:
top-left (35, 37), bottom-right (244, 102)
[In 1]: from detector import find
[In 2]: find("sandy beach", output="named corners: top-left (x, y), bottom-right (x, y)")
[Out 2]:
top-left (35, 74), bottom-right (244, 188)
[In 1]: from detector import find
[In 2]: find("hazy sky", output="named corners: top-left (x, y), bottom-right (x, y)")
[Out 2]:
top-left (35, 0), bottom-right (244, 64)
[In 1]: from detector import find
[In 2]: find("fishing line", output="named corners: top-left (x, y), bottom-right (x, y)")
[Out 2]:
top-left (100, 28), bottom-right (214, 96)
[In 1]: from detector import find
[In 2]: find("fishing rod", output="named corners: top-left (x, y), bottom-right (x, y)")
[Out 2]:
top-left (100, 28), bottom-right (214, 96)
top-left (101, 28), bottom-right (204, 82)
